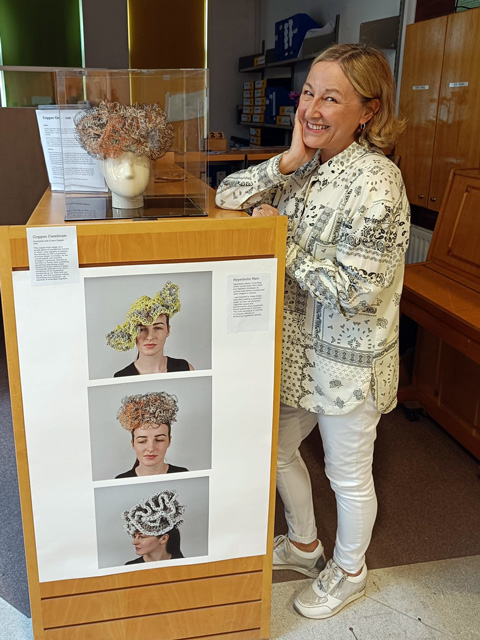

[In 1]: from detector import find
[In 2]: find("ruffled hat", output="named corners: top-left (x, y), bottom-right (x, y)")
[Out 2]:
top-left (117, 391), bottom-right (179, 432)
top-left (74, 100), bottom-right (174, 161)
top-left (106, 281), bottom-right (180, 351)
top-left (122, 490), bottom-right (185, 536)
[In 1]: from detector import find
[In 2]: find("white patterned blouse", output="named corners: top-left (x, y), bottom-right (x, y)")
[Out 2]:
top-left (216, 142), bottom-right (410, 415)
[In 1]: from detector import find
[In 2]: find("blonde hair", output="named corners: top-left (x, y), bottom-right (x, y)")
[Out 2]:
top-left (312, 44), bottom-right (405, 149)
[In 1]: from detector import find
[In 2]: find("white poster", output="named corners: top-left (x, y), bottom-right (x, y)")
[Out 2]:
top-left (13, 259), bottom-right (277, 582)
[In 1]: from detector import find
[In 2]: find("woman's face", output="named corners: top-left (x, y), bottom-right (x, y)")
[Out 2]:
top-left (132, 423), bottom-right (171, 467)
top-left (297, 60), bottom-right (376, 162)
top-left (136, 314), bottom-right (170, 357)
top-left (101, 151), bottom-right (151, 198)
top-left (132, 532), bottom-right (165, 556)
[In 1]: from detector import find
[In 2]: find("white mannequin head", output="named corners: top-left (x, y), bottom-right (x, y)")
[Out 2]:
top-left (100, 151), bottom-right (151, 209)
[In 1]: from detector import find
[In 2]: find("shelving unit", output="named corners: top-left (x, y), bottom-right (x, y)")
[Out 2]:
top-left (237, 15), bottom-right (339, 145)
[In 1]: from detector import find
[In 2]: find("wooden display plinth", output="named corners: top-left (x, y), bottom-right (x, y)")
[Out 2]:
top-left (0, 186), bottom-right (287, 640)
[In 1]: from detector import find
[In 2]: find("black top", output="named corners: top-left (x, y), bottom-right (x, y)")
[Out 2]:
top-left (114, 356), bottom-right (190, 377)
top-left (125, 550), bottom-right (184, 565)
top-left (115, 463), bottom-right (188, 479)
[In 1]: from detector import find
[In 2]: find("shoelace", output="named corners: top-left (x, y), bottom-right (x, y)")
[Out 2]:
top-left (317, 560), bottom-right (345, 593)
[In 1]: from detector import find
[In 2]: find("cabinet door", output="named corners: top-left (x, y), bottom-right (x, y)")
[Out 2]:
top-left (396, 16), bottom-right (447, 207)
top-left (429, 9), bottom-right (480, 212)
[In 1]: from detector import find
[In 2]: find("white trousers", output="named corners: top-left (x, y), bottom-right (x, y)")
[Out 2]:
top-left (276, 392), bottom-right (381, 573)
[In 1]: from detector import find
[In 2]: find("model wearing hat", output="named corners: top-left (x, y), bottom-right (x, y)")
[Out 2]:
top-left (115, 391), bottom-right (188, 478)
top-left (107, 282), bottom-right (194, 376)
top-left (122, 490), bottom-right (185, 563)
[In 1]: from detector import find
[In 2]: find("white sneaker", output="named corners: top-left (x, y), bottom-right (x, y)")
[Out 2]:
top-left (294, 559), bottom-right (367, 619)
top-left (273, 534), bottom-right (326, 578)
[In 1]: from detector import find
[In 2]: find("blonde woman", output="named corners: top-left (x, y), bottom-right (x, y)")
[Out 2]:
top-left (216, 44), bottom-right (410, 619)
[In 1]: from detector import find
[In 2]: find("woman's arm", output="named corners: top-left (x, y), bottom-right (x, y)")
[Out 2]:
top-left (286, 182), bottom-right (410, 319)
top-left (216, 116), bottom-right (318, 213)
top-left (215, 154), bottom-right (288, 212)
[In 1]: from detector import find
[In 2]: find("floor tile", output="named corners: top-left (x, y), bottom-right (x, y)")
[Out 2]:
top-left (270, 556), bottom-right (480, 640)
top-left (0, 598), bottom-right (33, 640)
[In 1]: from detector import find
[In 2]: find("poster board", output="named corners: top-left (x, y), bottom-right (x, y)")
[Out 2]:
top-left (0, 215), bottom-right (287, 640)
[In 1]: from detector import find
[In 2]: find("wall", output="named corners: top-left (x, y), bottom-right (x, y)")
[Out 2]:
top-left (82, 0), bottom-right (129, 68)
top-left (207, 0), bottom-right (259, 144)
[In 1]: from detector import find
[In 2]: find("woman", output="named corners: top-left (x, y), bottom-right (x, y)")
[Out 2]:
top-left (123, 490), bottom-right (185, 564)
top-left (106, 281), bottom-right (194, 376)
top-left (115, 391), bottom-right (188, 478)
top-left (216, 44), bottom-right (410, 619)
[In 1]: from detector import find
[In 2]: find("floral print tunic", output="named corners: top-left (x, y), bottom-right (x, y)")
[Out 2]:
top-left (216, 142), bottom-right (410, 415)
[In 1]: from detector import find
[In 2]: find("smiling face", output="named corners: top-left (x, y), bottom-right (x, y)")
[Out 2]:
top-left (135, 314), bottom-right (170, 358)
top-left (132, 423), bottom-right (171, 469)
top-left (101, 151), bottom-right (151, 198)
top-left (297, 60), bottom-right (377, 163)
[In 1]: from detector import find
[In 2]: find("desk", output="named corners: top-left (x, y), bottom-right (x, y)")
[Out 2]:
top-left (176, 149), bottom-right (287, 188)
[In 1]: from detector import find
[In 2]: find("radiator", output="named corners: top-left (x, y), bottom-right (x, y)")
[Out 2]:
top-left (405, 224), bottom-right (433, 264)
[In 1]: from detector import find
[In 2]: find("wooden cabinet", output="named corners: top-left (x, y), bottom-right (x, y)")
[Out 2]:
top-left (399, 168), bottom-right (480, 460)
top-left (396, 8), bottom-right (480, 211)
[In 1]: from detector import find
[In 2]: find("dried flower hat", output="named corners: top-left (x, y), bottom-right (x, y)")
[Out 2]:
top-left (122, 490), bottom-right (185, 537)
top-left (74, 100), bottom-right (174, 160)
top-left (117, 391), bottom-right (179, 432)
top-left (106, 281), bottom-right (180, 352)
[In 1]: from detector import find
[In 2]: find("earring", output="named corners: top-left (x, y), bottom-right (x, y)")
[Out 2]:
top-left (360, 123), bottom-right (366, 131)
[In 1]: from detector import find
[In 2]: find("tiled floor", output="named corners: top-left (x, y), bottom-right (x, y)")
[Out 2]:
top-left (4, 555), bottom-right (479, 640)
top-left (271, 555), bottom-right (480, 640)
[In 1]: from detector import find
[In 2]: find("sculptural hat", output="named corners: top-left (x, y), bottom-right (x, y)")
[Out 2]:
top-left (117, 391), bottom-right (179, 432)
top-left (74, 100), bottom-right (174, 160)
top-left (122, 490), bottom-right (185, 537)
top-left (106, 281), bottom-right (181, 352)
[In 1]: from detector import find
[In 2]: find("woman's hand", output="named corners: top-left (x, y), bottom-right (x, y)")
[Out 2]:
top-left (279, 112), bottom-right (317, 175)
top-left (252, 204), bottom-right (280, 217)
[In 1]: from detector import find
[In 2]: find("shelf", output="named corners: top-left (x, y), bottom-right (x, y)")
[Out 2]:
top-left (239, 121), bottom-right (293, 130)
top-left (239, 15), bottom-right (339, 72)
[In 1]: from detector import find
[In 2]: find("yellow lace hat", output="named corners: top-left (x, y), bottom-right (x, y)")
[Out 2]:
top-left (106, 281), bottom-right (181, 351)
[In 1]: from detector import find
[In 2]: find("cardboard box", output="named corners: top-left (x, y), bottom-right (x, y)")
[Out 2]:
top-left (243, 106), bottom-right (253, 115)
top-left (241, 113), bottom-right (252, 123)
top-left (276, 115), bottom-right (292, 126)
top-left (243, 81), bottom-right (254, 90)
top-left (279, 105), bottom-right (295, 115)
top-left (252, 114), bottom-right (264, 123)
top-left (243, 98), bottom-right (254, 106)
top-left (254, 97), bottom-right (267, 106)
top-left (243, 90), bottom-right (253, 98)
top-left (253, 105), bottom-right (266, 114)
top-left (254, 78), bottom-right (291, 90)
top-left (206, 132), bottom-right (228, 151)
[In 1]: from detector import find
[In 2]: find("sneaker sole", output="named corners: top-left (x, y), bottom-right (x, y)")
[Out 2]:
top-left (293, 587), bottom-right (366, 619)
top-left (272, 563), bottom-right (321, 579)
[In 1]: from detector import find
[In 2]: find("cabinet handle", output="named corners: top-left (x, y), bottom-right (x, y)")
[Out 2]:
top-left (418, 194), bottom-right (424, 199)
top-left (430, 197), bottom-right (437, 202)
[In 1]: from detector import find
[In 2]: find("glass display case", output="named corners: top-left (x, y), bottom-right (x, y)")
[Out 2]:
top-left (55, 68), bottom-right (209, 220)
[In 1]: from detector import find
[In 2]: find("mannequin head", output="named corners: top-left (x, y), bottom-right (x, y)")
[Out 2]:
top-left (99, 152), bottom-right (151, 208)
top-left (74, 100), bottom-right (174, 208)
